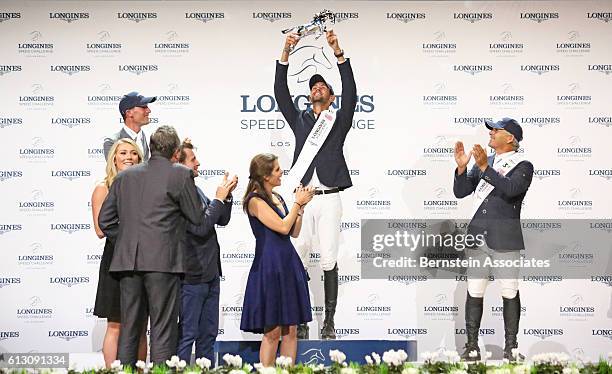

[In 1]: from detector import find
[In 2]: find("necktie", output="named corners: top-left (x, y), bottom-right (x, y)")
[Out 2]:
top-left (139, 133), bottom-right (149, 160)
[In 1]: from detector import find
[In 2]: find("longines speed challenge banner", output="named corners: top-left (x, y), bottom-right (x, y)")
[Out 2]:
top-left (1, 0), bottom-right (611, 360)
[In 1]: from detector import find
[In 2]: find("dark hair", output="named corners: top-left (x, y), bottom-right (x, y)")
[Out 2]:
top-left (149, 125), bottom-right (180, 160)
top-left (178, 138), bottom-right (195, 163)
top-left (243, 153), bottom-right (278, 213)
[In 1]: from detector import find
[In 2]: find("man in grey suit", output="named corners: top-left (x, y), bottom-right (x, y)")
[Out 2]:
top-left (103, 91), bottom-right (156, 161)
top-left (99, 125), bottom-right (203, 366)
top-left (453, 118), bottom-right (533, 361)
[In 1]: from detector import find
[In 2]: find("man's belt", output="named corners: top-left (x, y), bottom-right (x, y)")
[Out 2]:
top-left (314, 187), bottom-right (341, 195)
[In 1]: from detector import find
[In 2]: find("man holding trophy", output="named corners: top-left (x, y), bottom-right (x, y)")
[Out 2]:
top-left (274, 27), bottom-right (357, 340)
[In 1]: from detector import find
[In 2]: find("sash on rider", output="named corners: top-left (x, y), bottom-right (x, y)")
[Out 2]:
top-left (280, 109), bottom-right (337, 199)
top-left (470, 151), bottom-right (525, 218)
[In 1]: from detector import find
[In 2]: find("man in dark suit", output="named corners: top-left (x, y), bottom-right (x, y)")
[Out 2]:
top-left (275, 30), bottom-right (357, 339)
top-left (103, 92), bottom-right (156, 161)
top-left (175, 139), bottom-right (237, 363)
top-left (453, 118), bottom-right (533, 361)
top-left (99, 126), bottom-right (203, 366)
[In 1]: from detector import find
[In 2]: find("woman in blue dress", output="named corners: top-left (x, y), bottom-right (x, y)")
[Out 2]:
top-left (240, 153), bottom-right (315, 366)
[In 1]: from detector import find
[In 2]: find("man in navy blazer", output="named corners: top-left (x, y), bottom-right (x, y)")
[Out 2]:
top-left (275, 30), bottom-right (356, 340)
top-left (453, 118), bottom-right (533, 361)
top-left (175, 139), bottom-right (237, 364)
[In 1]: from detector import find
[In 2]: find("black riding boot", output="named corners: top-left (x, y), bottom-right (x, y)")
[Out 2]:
top-left (461, 292), bottom-right (483, 361)
top-left (320, 264), bottom-right (338, 340)
top-left (503, 291), bottom-right (524, 361)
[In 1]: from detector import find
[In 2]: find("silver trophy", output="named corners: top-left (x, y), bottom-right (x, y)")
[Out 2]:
top-left (282, 10), bottom-right (335, 48)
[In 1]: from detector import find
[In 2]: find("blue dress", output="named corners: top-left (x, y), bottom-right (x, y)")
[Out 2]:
top-left (240, 192), bottom-right (312, 333)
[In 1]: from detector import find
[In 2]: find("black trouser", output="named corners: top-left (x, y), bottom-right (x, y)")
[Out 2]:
top-left (118, 272), bottom-right (180, 366)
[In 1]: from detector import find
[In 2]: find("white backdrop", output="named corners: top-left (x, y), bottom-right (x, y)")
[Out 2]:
top-left (1, 0), bottom-right (611, 360)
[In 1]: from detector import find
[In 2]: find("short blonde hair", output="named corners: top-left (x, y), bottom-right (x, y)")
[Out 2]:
top-left (103, 138), bottom-right (143, 188)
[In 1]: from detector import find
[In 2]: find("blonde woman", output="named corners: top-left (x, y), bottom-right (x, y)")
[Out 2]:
top-left (91, 139), bottom-right (147, 367)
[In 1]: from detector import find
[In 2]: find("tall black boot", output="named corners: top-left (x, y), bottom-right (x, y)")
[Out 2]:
top-left (503, 291), bottom-right (524, 361)
top-left (461, 292), bottom-right (483, 361)
top-left (320, 264), bottom-right (338, 340)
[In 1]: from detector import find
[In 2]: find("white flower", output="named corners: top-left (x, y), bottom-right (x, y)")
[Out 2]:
top-left (177, 360), bottom-right (187, 370)
top-left (402, 368), bottom-right (419, 374)
top-left (244, 363), bottom-right (253, 372)
top-left (111, 360), bottom-right (123, 370)
top-left (329, 349), bottom-right (347, 364)
top-left (147, 362), bottom-right (154, 369)
top-left (443, 350), bottom-right (460, 363)
top-left (118, 371), bottom-right (127, 374)
top-left (166, 355), bottom-right (180, 368)
top-left (223, 353), bottom-right (243, 368)
top-left (485, 351), bottom-right (493, 360)
top-left (562, 368), bottom-right (579, 374)
top-left (512, 365), bottom-right (530, 374)
top-left (135, 361), bottom-right (146, 370)
top-left (468, 350), bottom-right (478, 358)
top-left (383, 349), bottom-right (407, 366)
top-left (608, 352), bottom-right (612, 361)
top-left (340, 368), bottom-right (356, 374)
top-left (196, 357), bottom-right (212, 370)
top-left (372, 352), bottom-right (381, 365)
top-left (365, 355), bottom-right (373, 365)
top-left (281, 369), bottom-right (289, 374)
top-left (230, 370), bottom-right (246, 374)
top-left (276, 356), bottom-right (292, 368)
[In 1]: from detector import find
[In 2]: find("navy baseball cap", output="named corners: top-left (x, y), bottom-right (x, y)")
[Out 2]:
top-left (485, 117), bottom-right (523, 142)
top-left (309, 74), bottom-right (334, 95)
top-left (119, 91), bottom-right (156, 116)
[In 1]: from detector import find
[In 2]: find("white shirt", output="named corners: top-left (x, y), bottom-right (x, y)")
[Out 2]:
top-left (123, 125), bottom-right (146, 155)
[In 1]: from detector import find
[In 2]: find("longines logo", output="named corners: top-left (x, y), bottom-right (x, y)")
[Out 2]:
top-left (18, 31), bottom-right (54, 56)
top-left (50, 65), bottom-right (91, 76)
top-left (19, 189), bottom-right (55, 214)
top-left (156, 84), bottom-right (191, 106)
top-left (340, 221), bottom-right (360, 232)
top-left (557, 136), bottom-right (592, 161)
top-left (51, 170), bottom-right (91, 181)
top-left (587, 12), bottom-right (612, 23)
top-left (520, 12), bottom-right (559, 23)
top-left (423, 187), bottom-right (458, 212)
top-left (0, 12), bottom-right (21, 23)
top-left (520, 64), bottom-right (560, 75)
top-left (386, 274), bottom-right (427, 286)
top-left (333, 328), bottom-right (360, 339)
top-left (0, 224), bottom-right (22, 237)
top-left (387, 328), bottom-right (427, 339)
top-left (251, 12), bottom-right (291, 22)
top-left (356, 187), bottom-right (391, 214)
top-left (50, 223), bottom-right (91, 234)
top-left (522, 275), bottom-right (563, 285)
top-left (17, 296), bottom-right (53, 322)
top-left (557, 188), bottom-right (593, 213)
top-left (241, 94), bottom-right (374, 114)
top-left (356, 294), bottom-right (392, 321)
top-left (589, 169), bottom-right (612, 180)
top-left (386, 12), bottom-right (426, 23)
top-left (0, 331), bottom-right (19, 341)
top-left (117, 12), bottom-right (157, 22)
top-left (0, 65), bottom-right (22, 76)
top-left (221, 293), bottom-right (243, 321)
top-left (521, 117), bottom-right (560, 127)
top-left (556, 31), bottom-right (590, 55)
top-left (453, 64), bottom-right (493, 75)
top-left (422, 136), bottom-right (454, 161)
top-left (453, 12), bottom-right (492, 23)
top-left (51, 117), bottom-right (92, 128)
top-left (155, 31), bottom-right (190, 55)
top-left (357, 249), bottom-right (390, 263)
top-left (0, 117), bottom-right (22, 128)
top-left (48, 330), bottom-right (88, 341)
top-left (489, 83), bottom-right (524, 107)
top-left (558, 242), bottom-right (594, 266)
top-left (522, 221), bottom-right (562, 233)
top-left (321, 274), bottom-right (360, 286)
top-left (588, 64), bottom-right (612, 75)
top-left (592, 329), bottom-right (612, 341)
top-left (87, 31), bottom-right (122, 55)
top-left (18, 242), bottom-right (54, 268)
top-left (0, 170), bottom-right (23, 182)
top-left (421, 32), bottom-right (456, 56)
top-left (221, 241), bottom-right (255, 266)
top-left (118, 64), bottom-right (159, 75)
top-left (198, 169), bottom-right (226, 180)
top-left (49, 276), bottom-right (90, 287)
top-left (491, 305), bottom-right (527, 317)
top-left (334, 12), bottom-right (359, 23)
top-left (588, 116), bottom-right (612, 127)
top-left (533, 169), bottom-right (561, 180)
top-left (423, 294), bottom-right (459, 320)
top-left (49, 12), bottom-right (89, 23)
top-left (453, 117), bottom-right (492, 128)
top-left (185, 12), bottom-right (225, 23)
top-left (589, 221), bottom-right (612, 234)
top-left (523, 328), bottom-right (563, 339)
top-left (0, 277), bottom-right (21, 288)
top-left (591, 275), bottom-right (612, 287)
top-left (20, 137), bottom-right (56, 162)
top-left (455, 328), bottom-right (495, 335)
top-left (423, 82), bottom-right (457, 107)
top-left (19, 84), bottom-right (55, 108)
top-left (386, 169), bottom-right (426, 180)
top-left (559, 294), bottom-right (595, 319)
top-left (88, 84), bottom-right (122, 108)
top-left (489, 32), bottom-right (523, 55)
top-left (120, 117), bottom-right (158, 124)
